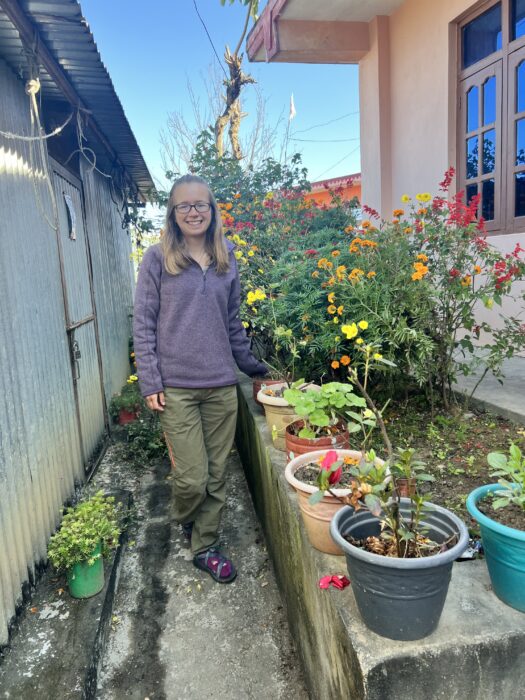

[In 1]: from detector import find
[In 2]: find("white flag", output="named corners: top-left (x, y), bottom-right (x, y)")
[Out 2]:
top-left (289, 93), bottom-right (296, 121)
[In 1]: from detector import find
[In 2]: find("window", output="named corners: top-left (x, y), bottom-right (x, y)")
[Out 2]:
top-left (459, 0), bottom-right (525, 233)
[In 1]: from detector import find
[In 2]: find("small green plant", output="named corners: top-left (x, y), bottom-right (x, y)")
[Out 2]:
top-left (47, 492), bottom-right (121, 571)
top-left (283, 381), bottom-right (366, 438)
top-left (124, 412), bottom-right (167, 461)
top-left (487, 443), bottom-right (525, 511)
top-left (109, 375), bottom-right (144, 420)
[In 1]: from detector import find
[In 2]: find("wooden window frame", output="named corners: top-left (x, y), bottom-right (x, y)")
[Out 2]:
top-left (457, 0), bottom-right (525, 235)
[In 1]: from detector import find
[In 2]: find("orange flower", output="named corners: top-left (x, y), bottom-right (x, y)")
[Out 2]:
top-left (311, 270), bottom-right (320, 278)
top-left (327, 292), bottom-right (336, 303)
top-left (412, 261), bottom-right (429, 281)
top-left (392, 218), bottom-right (399, 225)
top-left (234, 193), bottom-right (241, 199)
top-left (331, 360), bottom-right (340, 369)
top-left (349, 268), bottom-right (365, 282)
top-left (474, 265), bottom-right (482, 274)
top-left (416, 254), bottom-right (429, 262)
top-left (367, 271), bottom-right (376, 278)
top-left (361, 220), bottom-right (371, 229)
top-left (344, 225), bottom-right (354, 233)
top-left (331, 250), bottom-right (341, 257)
top-left (337, 305), bottom-right (344, 315)
top-left (461, 275), bottom-right (472, 287)
top-left (327, 304), bottom-right (337, 314)
top-left (404, 227), bottom-right (413, 235)
top-left (393, 208), bottom-right (404, 217)
top-left (343, 456), bottom-right (359, 465)
top-left (340, 355), bottom-right (351, 366)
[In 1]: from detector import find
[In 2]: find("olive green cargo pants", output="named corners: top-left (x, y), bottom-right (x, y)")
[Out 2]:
top-left (160, 385), bottom-right (238, 554)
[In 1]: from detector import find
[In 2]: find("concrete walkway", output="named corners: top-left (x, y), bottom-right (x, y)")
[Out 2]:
top-left (453, 356), bottom-right (525, 425)
top-left (95, 446), bottom-right (309, 700)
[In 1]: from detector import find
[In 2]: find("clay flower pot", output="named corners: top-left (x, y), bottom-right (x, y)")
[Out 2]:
top-left (285, 419), bottom-right (350, 461)
top-left (118, 408), bottom-right (139, 425)
top-left (252, 378), bottom-right (283, 407)
top-left (285, 449), bottom-right (364, 555)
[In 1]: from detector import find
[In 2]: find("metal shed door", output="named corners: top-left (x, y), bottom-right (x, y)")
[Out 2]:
top-left (52, 160), bottom-right (106, 470)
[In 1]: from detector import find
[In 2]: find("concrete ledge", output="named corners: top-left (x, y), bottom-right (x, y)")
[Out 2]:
top-left (235, 377), bottom-right (525, 700)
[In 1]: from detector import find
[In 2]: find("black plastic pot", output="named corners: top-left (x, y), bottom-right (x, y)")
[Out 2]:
top-left (330, 500), bottom-right (469, 640)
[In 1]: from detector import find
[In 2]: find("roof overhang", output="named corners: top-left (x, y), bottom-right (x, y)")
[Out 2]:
top-left (0, 0), bottom-right (154, 200)
top-left (247, 0), bottom-right (404, 63)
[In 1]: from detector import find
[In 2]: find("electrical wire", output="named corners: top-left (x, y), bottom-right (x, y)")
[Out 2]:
top-left (291, 137), bottom-right (360, 143)
top-left (312, 144), bottom-right (360, 181)
top-left (0, 110), bottom-right (73, 141)
top-left (290, 111), bottom-right (359, 137)
top-left (192, 0), bottom-right (228, 80)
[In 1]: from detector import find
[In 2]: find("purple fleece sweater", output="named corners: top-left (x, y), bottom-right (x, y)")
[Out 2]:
top-left (133, 241), bottom-right (267, 397)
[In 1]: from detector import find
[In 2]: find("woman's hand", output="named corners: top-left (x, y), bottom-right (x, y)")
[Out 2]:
top-left (145, 391), bottom-right (166, 412)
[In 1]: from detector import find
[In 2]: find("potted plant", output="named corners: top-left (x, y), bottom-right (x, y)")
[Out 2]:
top-left (109, 375), bottom-right (143, 425)
top-left (283, 382), bottom-right (366, 459)
top-left (466, 443), bottom-right (525, 612)
top-left (257, 378), bottom-right (320, 451)
top-left (47, 491), bottom-right (121, 598)
top-left (285, 449), bottom-right (383, 555)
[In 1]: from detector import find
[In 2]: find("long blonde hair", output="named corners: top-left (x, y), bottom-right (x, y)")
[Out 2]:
top-left (161, 174), bottom-right (230, 275)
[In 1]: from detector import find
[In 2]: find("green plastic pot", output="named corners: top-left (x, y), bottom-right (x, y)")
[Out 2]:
top-left (67, 542), bottom-right (104, 599)
top-left (466, 484), bottom-right (525, 613)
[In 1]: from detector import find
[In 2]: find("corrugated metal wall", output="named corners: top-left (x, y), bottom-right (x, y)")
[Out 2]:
top-left (81, 163), bottom-right (135, 404)
top-left (0, 56), bottom-right (134, 646)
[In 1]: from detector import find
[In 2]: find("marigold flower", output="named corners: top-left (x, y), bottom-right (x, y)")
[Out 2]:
top-left (342, 323), bottom-right (358, 339)
top-left (337, 305), bottom-right (344, 315)
top-left (392, 218), bottom-right (399, 225)
top-left (474, 265), bottom-right (482, 274)
top-left (401, 194), bottom-right (411, 203)
top-left (393, 209), bottom-right (404, 217)
top-left (343, 456), bottom-right (359, 465)
top-left (358, 320), bottom-right (368, 330)
top-left (367, 271), bottom-right (376, 278)
top-left (349, 268), bottom-right (365, 282)
top-left (327, 292), bottom-right (336, 303)
top-left (327, 304), bottom-right (337, 314)
top-left (404, 227), bottom-right (413, 235)
top-left (332, 250), bottom-right (341, 257)
top-left (361, 220), bottom-right (371, 229)
top-left (416, 254), bottom-right (429, 262)
top-left (331, 360), bottom-right (340, 369)
top-left (311, 270), bottom-right (320, 278)
top-left (234, 193), bottom-right (241, 199)
top-left (461, 275), bottom-right (472, 287)
top-left (344, 225), bottom-right (354, 233)
top-left (340, 355), bottom-right (351, 366)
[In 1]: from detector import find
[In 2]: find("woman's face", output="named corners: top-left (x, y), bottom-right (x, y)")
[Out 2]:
top-left (172, 182), bottom-right (213, 241)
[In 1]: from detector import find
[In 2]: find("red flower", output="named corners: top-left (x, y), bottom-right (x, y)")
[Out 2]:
top-left (512, 243), bottom-right (525, 258)
top-left (362, 204), bottom-right (380, 219)
top-left (449, 268), bottom-right (461, 278)
top-left (305, 249), bottom-right (318, 256)
top-left (439, 167), bottom-right (455, 192)
top-left (320, 450), bottom-right (343, 485)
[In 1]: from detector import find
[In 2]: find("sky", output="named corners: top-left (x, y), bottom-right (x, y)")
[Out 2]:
top-left (80, 0), bottom-right (360, 190)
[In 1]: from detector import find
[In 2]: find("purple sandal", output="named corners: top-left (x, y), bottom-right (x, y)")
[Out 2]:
top-left (193, 547), bottom-right (237, 583)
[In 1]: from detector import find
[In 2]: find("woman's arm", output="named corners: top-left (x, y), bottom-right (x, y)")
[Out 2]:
top-left (133, 246), bottom-right (165, 397)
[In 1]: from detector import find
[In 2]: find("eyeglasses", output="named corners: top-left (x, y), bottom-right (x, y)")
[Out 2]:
top-left (173, 202), bottom-right (211, 214)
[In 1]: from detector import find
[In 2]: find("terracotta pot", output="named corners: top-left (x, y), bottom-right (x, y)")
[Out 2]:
top-left (118, 408), bottom-right (139, 425)
top-left (285, 419), bottom-right (350, 462)
top-left (285, 449), bottom-right (364, 555)
top-left (395, 477), bottom-right (417, 498)
top-left (252, 378), bottom-right (283, 407)
top-left (257, 382), bottom-right (319, 451)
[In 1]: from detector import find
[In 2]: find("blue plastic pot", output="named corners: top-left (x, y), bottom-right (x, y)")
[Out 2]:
top-left (466, 484), bottom-right (525, 613)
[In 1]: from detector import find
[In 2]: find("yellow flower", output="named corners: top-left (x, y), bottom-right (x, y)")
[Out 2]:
top-left (416, 254), bottom-right (429, 262)
top-left (340, 355), bottom-right (351, 366)
top-left (264, 192), bottom-right (274, 200)
top-left (460, 275), bottom-right (472, 287)
top-left (127, 374), bottom-right (138, 383)
top-left (327, 305), bottom-right (337, 315)
top-left (311, 270), bottom-right (320, 278)
top-left (484, 298), bottom-right (494, 309)
top-left (327, 292), bottom-right (336, 303)
top-left (248, 250), bottom-right (255, 257)
top-left (404, 226), bottom-right (413, 235)
top-left (332, 250), bottom-right (341, 257)
top-left (367, 271), bottom-right (376, 278)
top-left (258, 268), bottom-right (264, 274)
top-left (234, 250), bottom-right (243, 259)
top-left (474, 265), bottom-right (482, 274)
top-left (415, 192), bottom-right (432, 202)
top-left (333, 317), bottom-right (339, 324)
top-left (356, 338), bottom-right (364, 345)
top-left (373, 353), bottom-right (383, 361)
top-left (401, 194), bottom-right (411, 203)
top-left (331, 360), bottom-right (340, 369)
top-left (254, 288), bottom-right (266, 301)
top-left (342, 323), bottom-right (358, 339)
top-left (337, 305), bottom-right (344, 315)
top-left (242, 321), bottom-right (249, 328)
top-left (335, 336), bottom-right (341, 342)
top-left (358, 320), bottom-right (368, 330)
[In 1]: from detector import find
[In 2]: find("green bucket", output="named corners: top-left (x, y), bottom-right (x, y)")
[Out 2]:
top-left (67, 542), bottom-right (105, 598)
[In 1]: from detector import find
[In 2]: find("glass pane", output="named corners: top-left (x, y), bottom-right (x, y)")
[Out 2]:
top-left (483, 77), bottom-right (496, 125)
top-left (515, 172), bottom-right (525, 216)
top-left (482, 179), bottom-right (495, 220)
top-left (517, 62), bottom-right (525, 113)
top-left (512, 0), bottom-right (525, 39)
top-left (466, 136), bottom-right (479, 179)
top-left (462, 4), bottom-right (502, 69)
top-left (517, 119), bottom-right (525, 164)
top-left (466, 184), bottom-right (478, 204)
top-left (482, 129), bottom-right (496, 173)
top-left (467, 86), bottom-right (479, 131)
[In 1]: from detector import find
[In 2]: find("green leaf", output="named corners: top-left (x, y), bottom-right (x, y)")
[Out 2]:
top-left (308, 490), bottom-right (325, 506)
top-left (364, 494), bottom-right (382, 517)
top-left (487, 452), bottom-right (507, 471)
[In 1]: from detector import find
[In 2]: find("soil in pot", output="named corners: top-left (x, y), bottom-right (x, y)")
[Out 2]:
top-left (476, 495), bottom-right (525, 531)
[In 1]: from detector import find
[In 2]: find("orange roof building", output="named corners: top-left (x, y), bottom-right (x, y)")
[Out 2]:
top-left (304, 173), bottom-right (361, 207)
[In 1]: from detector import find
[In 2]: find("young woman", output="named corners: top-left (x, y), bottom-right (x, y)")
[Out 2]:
top-left (133, 174), bottom-right (267, 583)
